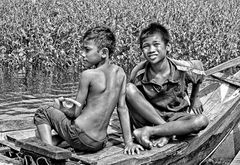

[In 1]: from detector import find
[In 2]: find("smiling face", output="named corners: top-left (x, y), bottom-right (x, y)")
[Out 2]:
top-left (141, 32), bottom-right (167, 64)
top-left (81, 39), bottom-right (102, 68)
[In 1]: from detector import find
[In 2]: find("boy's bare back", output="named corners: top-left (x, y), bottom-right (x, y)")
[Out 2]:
top-left (74, 64), bottom-right (125, 141)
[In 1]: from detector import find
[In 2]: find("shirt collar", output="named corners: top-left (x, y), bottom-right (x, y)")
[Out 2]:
top-left (141, 58), bottom-right (180, 85)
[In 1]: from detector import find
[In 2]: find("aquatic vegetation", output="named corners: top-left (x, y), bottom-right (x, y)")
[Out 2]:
top-left (0, 0), bottom-right (239, 78)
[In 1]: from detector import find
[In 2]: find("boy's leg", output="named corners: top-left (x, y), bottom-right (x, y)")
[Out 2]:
top-left (133, 114), bottom-right (209, 148)
top-left (126, 83), bottom-right (166, 125)
top-left (126, 83), bottom-right (169, 148)
top-left (36, 124), bottom-right (53, 145)
top-left (34, 106), bottom-right (72, 146)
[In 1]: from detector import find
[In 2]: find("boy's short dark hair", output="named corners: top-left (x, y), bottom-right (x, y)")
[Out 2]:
top-left (139, 22), bottom-right (170, 49)
top-left (83, 26), bottom-right (116, 57)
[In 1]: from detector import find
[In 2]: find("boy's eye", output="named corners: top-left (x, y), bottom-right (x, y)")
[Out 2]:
top-left (82, 47), bottom-right (90, 52)
top-left (153, 43), bottom-right (161, 47)
top-left (142, 44), bottom-right (149, 49)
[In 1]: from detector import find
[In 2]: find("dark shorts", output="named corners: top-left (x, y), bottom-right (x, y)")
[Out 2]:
top-left (34, 105), bottom-right (107, 152)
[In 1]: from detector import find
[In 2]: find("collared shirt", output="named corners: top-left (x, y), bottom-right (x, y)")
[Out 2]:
top-left (130, 58), bottom-right (205, 112)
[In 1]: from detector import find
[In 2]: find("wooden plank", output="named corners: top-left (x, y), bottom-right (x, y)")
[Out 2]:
top-left (205, 56), bottom-right (240, 76)
top-left (0, 154), bottom-right (22, 165)
top-left (230, 150), bottom-right (240, 165)
top-left (211, 72), bottom-right (240, 87)
top-left (0, 120), bottom-right (35, 132)
top-left (0, 128), bottom-right (36, 141)
top-left (171, 71), bottom-right (240, 164)
top-left (0, 140), bottom-right (20, 152)
top-left (0, 146), bottom-right (10, 154)
top-left (15, 137), bottom-right (72, 160)
top-left (72, 70), bottom-right (240, 165)
top-left (199, 82), bottom-right (220, 98)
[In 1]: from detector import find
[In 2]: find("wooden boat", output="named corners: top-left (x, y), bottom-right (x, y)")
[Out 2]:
top-left (1, 57), bottom-right (240, 165)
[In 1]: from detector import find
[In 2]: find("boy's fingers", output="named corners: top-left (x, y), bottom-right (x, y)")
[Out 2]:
top-left (58, 97), bottom-right (64, 101)
top-left (124, 147), bottom-right (130, 155)
top-left (148, 142), bottom-right (153, 149)
top-left (64, 98), bottom-right (82, 107)
top-left (123, 148), bottom-right (127, 154)
top-left (135, 148), bottom-right (140, 155)
top-left (131, 148), bottom-right (135, 155)
top-left (53, 98), bottom-right (60, 109)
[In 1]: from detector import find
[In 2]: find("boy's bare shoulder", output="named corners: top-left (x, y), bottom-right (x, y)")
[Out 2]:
top-left (81, 69), bottom-right (97, 77)
top-left (113, 64), bottom-right (125, 74)
top-left (79, 69), bottom-right (104, 83)
top-left (81, 65), bottom-right (126, 80)
top-left (113, 65), bottom-right (126, 78)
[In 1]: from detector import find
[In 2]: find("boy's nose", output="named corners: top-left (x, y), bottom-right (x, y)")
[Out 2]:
top-left (149, 45), bottom-right (156, 52)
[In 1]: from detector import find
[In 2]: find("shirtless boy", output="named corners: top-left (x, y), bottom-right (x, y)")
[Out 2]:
top-left (34, 26), bottom-right (143, 154)
top-left (126, 22), bottom-right (209, 149)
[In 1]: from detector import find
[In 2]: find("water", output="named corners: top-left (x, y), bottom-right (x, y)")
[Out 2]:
top-left (0, 68), bottom-right (79, 121)
top-left (0, 67), bottom-right (120, 133)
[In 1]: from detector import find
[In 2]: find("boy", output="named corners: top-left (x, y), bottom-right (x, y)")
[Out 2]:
top-left (34, 26), bottom-right (143, 154)
top-left (126, 23), bottom-right (209, 149)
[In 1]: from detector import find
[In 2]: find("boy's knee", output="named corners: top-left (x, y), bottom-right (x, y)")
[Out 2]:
top-left (192, 114), bottom-right (209, 132)
top-left (34, 106), bottom-right (51, 126)
top-left (126, 83), bottom-right (138, 98)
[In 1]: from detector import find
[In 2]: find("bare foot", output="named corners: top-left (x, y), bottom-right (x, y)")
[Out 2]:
top-left (133, 127), bottom-right (152, 149)
top-left (152, 137), bottom-right (169, 148)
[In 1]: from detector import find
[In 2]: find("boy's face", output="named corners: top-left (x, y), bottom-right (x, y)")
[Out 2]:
top-left (141, 33), bottom-right (167, 64)
top-left (81, 39), bottom-right (102, 67)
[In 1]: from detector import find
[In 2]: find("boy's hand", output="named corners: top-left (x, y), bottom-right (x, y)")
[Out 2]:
top-left (124, 142), bottom-right (144, 155)
top-left (53, 97), bottom-right (81, 110)
top-left (191, 97), bottom-right (203, 114)
top-left (64, 98), bottom-right (82, 108)
top-left (53, 97), bottom-right (65, 110)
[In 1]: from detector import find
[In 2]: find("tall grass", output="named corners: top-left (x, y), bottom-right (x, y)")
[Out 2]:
top-left (0, 0), bottom-right (239, 78)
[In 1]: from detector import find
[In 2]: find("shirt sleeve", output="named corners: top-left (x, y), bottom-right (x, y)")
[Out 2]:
top-left (185, 60), bottom-right (205, 84)
top-left (129, 61), bottom-right (146, 83)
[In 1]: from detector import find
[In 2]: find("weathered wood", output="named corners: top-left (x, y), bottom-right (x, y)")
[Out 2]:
top-left (211, 72), bottom-right (240, 87)
top-left (230, 150), bottom-right (240, 165)
top-left (0, 154), bottom-right (22, 165)
top-left (0, 146), bottom-right (10, 154)
top-left (0, 140), bottom-right (20, 152)
top-left (15, 137), bottom-right (72, 160)
top-left (205, 56), bottom-right (240, 76)
top-left (0, 119), bottom-right (35, 132)
top-left (1, 68), bottom-right (240, 165)
top-left (69, 70), bottom-right (240, 165)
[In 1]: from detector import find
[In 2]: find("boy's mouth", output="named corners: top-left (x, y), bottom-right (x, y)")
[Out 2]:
top-left (148, 54), bottom-right (158, 60)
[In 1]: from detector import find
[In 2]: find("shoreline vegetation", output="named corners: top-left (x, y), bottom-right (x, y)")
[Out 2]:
top-left (0, 0), bottom-right (239, 92)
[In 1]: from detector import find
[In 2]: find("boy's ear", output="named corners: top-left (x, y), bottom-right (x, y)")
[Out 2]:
top-left (166, 44), bottom-right (171, 52)
top-left (100, 47), bottom-right (109, 58)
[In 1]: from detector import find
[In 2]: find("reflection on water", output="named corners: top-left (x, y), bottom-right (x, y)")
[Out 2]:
top-left (0, 68), bottom-right (79, 121)
top-left (0, 68), bottom-right (79, 100)
top-left (0, 67), bottom-right (121, 133)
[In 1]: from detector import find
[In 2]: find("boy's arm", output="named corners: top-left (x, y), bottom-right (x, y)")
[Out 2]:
top-left (73, 71), bottom-right (91, 117)
top-left (129, 61), bottom-right (146, 83)
top-left (117, 73), bottom-right (144, 155)
top-left (187, 60), bottom-right (205, 114)
top-left (55, 71), bottom-right (90, 118)
top-left (189, 83), bottom-right (203, 114)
